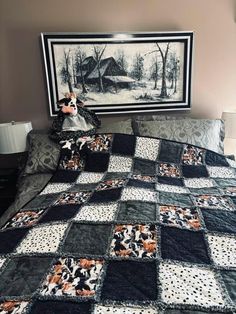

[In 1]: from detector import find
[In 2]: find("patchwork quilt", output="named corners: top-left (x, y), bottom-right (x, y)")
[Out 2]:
top-left (0, 133), bottom-right (236, 314)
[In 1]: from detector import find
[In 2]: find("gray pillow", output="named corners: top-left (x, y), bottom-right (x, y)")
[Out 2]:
top-left (97, 119), bottom-right (133, 134)
top-left (23, 131), bottom-right (60, 175)
top-left (135, 119), bottom-right (225, 154)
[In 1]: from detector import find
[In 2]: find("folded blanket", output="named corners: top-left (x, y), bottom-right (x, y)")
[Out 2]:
top-left (0, 133), bottom-right (235, 313)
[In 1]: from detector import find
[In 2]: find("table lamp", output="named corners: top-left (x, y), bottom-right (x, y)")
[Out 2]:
top-left (221, 111), bottom-right (236, 157)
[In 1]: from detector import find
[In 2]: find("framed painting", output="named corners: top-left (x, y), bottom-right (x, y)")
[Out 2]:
top-left (41, 31), bottom-right (193, 116)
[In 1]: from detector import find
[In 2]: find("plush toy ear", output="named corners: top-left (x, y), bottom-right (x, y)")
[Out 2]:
top-left (76, 98), bottom-right (84, 107)
top-left (57, 98), bottom-right (67, 107)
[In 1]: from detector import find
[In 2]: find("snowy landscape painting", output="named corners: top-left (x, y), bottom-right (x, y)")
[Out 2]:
top-left (41, 32), bottom-right (193, 116)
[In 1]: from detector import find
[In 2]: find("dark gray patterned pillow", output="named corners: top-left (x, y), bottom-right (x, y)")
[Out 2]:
top-left (23, 131), bottom-right (60, 175)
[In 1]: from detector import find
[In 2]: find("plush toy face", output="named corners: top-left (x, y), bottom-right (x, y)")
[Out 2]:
top-left (61, 96), bottom-right (78, 116)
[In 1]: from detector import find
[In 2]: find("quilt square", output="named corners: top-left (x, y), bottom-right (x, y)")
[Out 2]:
top-left (62, 223), bottom-right (111, 255)
top-left (159, 205), bottom-right (201, 230)
top-left (131, 174), bottom-right (156, 183)
top-left (158, 163), bottom-right (181, 177)
top-left (156, 184), bottom-right (189, 195)
top-left (103, 172), bottom-right (129, 180)
top-left (160, 262), bottom-right (226, 307)
top-left (189, 187), bottom-right (221, 196)
top-left (133, 158), bottom-right (156, 175)
top-left (207, 234), bottom-right (236, 267)
top-left (21, 193), bottom-right (61, 211)
top-left (161, 226), bottom-right (210, 264)
top-left (224, 186), bottom-right (236, 196)
top-left (59, 152), bottom-right (84, 171)
top-left (159, 192), bottom-right (193, 207)
top-left (220, 270), bottom-right (236, 303)
top-left (0, 256), bottom-right (52, 296)
top-left (53, 191), bottom-right (92, 206)
top-left (207, 166), bottom-right (236, 178)
top-left (76, 172), bottom-right (104, 184)
top-left (201, 209), bottom-right (236, 234)
top-left (94, 305), bottom-right (158, 313)
top-left (0, 300), bottom-right (29, 313)
top-left (117, 201), bottom-right (156, 221)
top-left (89, 188), bottom-right (122, 203)
top-left (112, 134), bottom-right (136, 156)
top-left (157, 176), bottom-right (184, 186)
top-left (40, 257), bottom-right (104, 298)
top-left (121, 187), bottom-right (157, 202)
top-left (158, 140), bottom-right (183, 164)
top-left (110, 224), bottom-right (157, 258)
top-left (214, 178), bottom-right (236, 187)
top-left (184, 178), bottom-right (215, 188)
top-left (127, 178), bottom-right (155, 190)
top-left (101, 260), bottom-right (158, 301)
top-left (84, 152), bottom-right (110, 172)
top-left (96, 178), bottom-right (126, 191)
top-left (193, 195), bottom-right (234, 210)
top-left (40, 183), bottom-right (72, 195)
top-left (15, 223), bottom-right (68, 254)
top-left (50, 169), bottom-right (80, 183)
top-left (181, 165), bottom-right (209, 178)
top-left (0, 229), bottom-right (28, 254)
top-left (38, 205), bottom-right (79, 224)
top-left (30, 300), bottom-right (92, 314)
top-left (205, 150), bottom-right (229, 166)
top-left (107, 155), bottom-right (133, 173)
top-left (70, 183), bottom-right (98, 192)
top-left (2, 209), bottom-right (45, 230)
top-left (135, 137), bottom-right (160, 161)
top-left (86, 134), bottom-right (113, 152)
top-left (74, 203), bottom-right (118, 222)
top-left (182, 145), bottom-right (205, 165)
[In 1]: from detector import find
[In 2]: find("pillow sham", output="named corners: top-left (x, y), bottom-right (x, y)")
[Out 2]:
top-left (97, 119), bottom-right (133, 135)
top-left (23, 131), bottom-right (60, 175)
top-left (134, 119), bottom-right (225, 154)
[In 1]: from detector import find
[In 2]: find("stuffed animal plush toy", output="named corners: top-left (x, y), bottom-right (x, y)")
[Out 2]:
top-left (49, 92), bottom-right (100, 143)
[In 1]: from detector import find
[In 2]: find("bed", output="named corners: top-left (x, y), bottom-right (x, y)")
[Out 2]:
top-left (0, 117), bottom-right (235, 314)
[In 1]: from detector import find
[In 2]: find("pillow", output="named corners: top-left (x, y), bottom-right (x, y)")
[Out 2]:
top-left (23, 131), bottom-right (60, 175)
top-left (97, 119), bottom-right (133, 134)
top-left (134, 119), bottom-right (225, 154)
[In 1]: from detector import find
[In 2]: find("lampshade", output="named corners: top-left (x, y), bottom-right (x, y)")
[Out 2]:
top-left (222, 111), bottom-right (236, 139)
top-left (0, 121), bottom-right (32, 154)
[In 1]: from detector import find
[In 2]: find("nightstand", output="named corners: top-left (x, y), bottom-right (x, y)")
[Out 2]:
top-left (0, 168), bottom-right (18, 217)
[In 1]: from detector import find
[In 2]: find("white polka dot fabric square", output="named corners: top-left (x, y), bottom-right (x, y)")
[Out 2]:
top-left (207, 166), bottom-right (236, 178)
top-left (0, 258), bottom-right (6, 269)
top-left (74, 203), bottom-right (118, 222)
top-left (108, 155), bottom-right (133, 173)
top-left (135, 137), bottom-right (160, 161)
top-left (226, 158), bottom-right (236, 168)
top-left (76, 172), bottom-right (104, 184)
top-left (184, 178), bottom-right (216, 188)
top-left (159, 262), bottom-right (226, 307)
top-left (207, 234), bottom-right (236, 267)
top-left (94, 305), bottom-right (158, 314)
top-left (40, 183), bottom-right (72, 195)
top-left (156, 184), bottom-right (189, 194)
top-left (121, 187), bottom-right (157, 202)
top-left (15, 223), bottom-right (68, 254)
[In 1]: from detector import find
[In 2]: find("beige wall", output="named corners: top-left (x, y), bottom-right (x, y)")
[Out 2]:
top-left (0, 0), bottom-right (236, 129)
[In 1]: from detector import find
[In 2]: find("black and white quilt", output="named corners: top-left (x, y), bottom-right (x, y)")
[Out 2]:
top-left (0, 133), bottom-right (236, 314)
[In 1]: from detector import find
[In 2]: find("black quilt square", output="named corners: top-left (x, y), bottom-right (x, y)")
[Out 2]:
top-left (84, 152), bottom-right (110, 172)
top-left (161, 226), bottom-right (210, 264)
top-left (38, 205), bottom-right (80, 224)
top-left (23, 193), bottom-right (61, 210)
top-left (89, 188), bottom-right (122, 203)
top-left (0, 229), bottom-right (28, 254)
top-left (111, 134), bottom-right (136, 156)
top-left (103, 172), bottom-right (129, 180)
top-left (0, 256), bottom-right (52, 296)
top-left (127, 179), bottom-right (155, 190)
top-left (157, 176), bottom-right (184, 186)
top-left (30, 300), bottom-right (92, 314)
top-left (101, 260), bottom-right (157, 301)
top-left (117, 201), bottom-right (156, 221)
top-left (220, 270), bottom-right (236, 303)
top-left (62, 223), bottom-right (111, 255)
top-left (205, 151), bottom-right (229, 166)
top-left (182, 165), bottom-right (209, 178)
top-left (133, 158), bottom-right (156, 175)
top-left (50, 170), bottom-right (80, 183)
top-left (158, 140), bottom-right (183, 163)
top-left (201, 209), bottom-right (236, 234)
top-left (159, 192), bottom-right (193, 207)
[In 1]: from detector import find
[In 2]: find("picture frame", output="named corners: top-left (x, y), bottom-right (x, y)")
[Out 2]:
top-left (41, 31), bottom-right (193, 116)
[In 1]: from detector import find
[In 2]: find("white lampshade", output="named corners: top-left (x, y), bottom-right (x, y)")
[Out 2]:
top-left (0, 121), bottom-right (32, 154)
top-left (222, 111), bottom-right (236, 139)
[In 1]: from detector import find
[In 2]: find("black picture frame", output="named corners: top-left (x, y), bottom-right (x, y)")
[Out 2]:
top-left (41, 31), bottom-right (193, 116)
